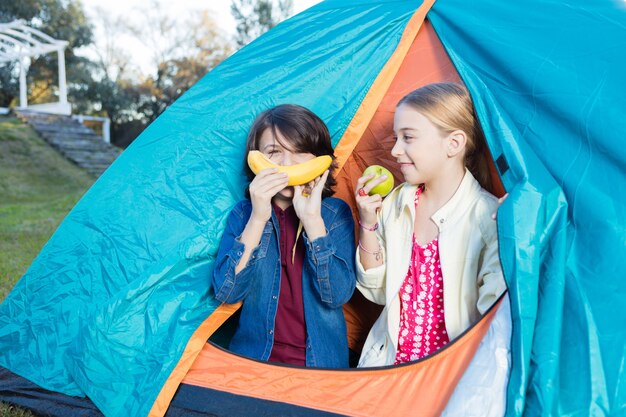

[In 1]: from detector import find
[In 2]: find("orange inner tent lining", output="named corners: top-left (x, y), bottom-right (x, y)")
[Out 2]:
top-left (149, 5), bottom-right (506, 416)
top-left (181, 299), bottom-right (502, 417)
top-left (337, 19), bottom-right (505, 354)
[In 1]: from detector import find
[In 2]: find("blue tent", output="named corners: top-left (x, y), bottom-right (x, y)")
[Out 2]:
top-left (1, 0), bottom-right (624, 416)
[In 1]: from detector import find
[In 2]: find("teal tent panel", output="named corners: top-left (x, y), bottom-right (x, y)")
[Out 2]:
top-left (0, 1), bottom-right (423, 416)
top-left (429, 0), bottom-right (626, 415)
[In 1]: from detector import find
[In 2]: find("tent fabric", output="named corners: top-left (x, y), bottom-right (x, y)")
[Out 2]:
top-left (0, 0), bottom-right (625, 416)
top-left (428, 1), bottom-right (626, 415)
top-left (166, 384), bottom-right (348, 417)
top-left (0, 368), bottom-right (344, 417)
top-left (0, 368), bottom-right (102, 417)
top-left (148, 302), bottom-right (242, 416)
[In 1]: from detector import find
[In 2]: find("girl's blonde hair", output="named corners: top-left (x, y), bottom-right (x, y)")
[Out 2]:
top-left (398, 83), bottom-right (492, 192)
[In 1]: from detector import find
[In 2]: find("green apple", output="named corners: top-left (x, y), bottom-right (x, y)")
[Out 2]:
top-left (363, 165), bottom-right (394, 197)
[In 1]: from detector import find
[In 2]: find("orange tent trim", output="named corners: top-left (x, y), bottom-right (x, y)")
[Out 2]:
top-left (147, 302), bottom-right (242, 417)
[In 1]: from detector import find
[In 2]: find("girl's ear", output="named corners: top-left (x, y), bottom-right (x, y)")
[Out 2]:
top-left (446, 130), bottom-right (467, 158)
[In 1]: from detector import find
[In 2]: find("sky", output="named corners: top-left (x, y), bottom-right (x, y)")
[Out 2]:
top-left (78, 0), bottom-right (322, 76)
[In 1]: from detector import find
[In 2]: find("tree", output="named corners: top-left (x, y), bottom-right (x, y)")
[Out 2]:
top-left (143, 10), bottom-right (232, 117)
top-left (0, 62), bottom-right (18, 107)
top-left (231, 0), bottom-right (293, 48)
top-left (0, 0), bottom-right (233, 148)
top-left (70, 6), bottom-right (138, 143)
top-left (94, 5), bottom-right (232, 147)
top-left (0, 0), bottom-right (42, 23)
top-left (0, 0), bottom-right (94, 107)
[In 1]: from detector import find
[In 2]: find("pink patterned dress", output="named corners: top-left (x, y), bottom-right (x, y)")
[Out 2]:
top-left (394, 187), bottom-right (450, 364)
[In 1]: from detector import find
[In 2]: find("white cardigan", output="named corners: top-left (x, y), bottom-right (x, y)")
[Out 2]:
top-left (357, 169), bottom-right (507, 367)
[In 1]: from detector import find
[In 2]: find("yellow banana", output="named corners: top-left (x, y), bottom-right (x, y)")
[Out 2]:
top-left (247, 150), bottom-right (332, 186)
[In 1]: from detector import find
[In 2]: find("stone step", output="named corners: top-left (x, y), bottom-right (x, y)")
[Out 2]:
top-left (42, 135), bottom-right (106, 146)
top-left (62, 150), bottom-right (119, 162)
top-left (43, 129), bottom-right (100, 136)
top-left (30, 124), bottom-right (95, 135)
top-left (42, 136), bottom-right (115, 151)
top-left (41, 134), bottom-right (118, 151)
top-left (15, 110), bottom-right (121, 178)
top-left (29, 118), bottom-right (86, 126)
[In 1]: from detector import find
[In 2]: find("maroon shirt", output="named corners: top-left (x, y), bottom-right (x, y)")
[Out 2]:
top-left (268, 204), bottom-right (307, 366)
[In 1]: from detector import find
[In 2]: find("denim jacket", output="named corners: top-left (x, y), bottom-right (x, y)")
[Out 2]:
top-left (212, 197), bottom-right (356, 368)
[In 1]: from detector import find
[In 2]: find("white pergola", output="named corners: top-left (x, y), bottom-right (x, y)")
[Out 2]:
top-left (0, 20), bottom-right (71, 115)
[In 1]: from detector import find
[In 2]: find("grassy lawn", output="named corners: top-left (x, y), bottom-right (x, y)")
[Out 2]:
top-left (0, 404), bottom-right (35, 417)
top-left (0, 115), bottom-right (95, 415)
top-left (0, 116), bottom-right (94, 299)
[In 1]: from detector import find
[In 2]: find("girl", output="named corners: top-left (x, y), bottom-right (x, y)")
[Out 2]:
top-left (212, 104), bottom-right (356, 368)
top-left (355, 83), bottom-right (508, 367)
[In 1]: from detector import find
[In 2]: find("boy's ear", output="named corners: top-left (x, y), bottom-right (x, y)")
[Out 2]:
top-left (447, 130), bottom-right (467, 158)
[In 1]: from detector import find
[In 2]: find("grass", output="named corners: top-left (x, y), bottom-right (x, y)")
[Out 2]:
top-left (0, 116), bottom-right (94, 299)
top-left (0, 404), bottom-right (34, 417)
top-left (0, 115), bottom-right (95, 416)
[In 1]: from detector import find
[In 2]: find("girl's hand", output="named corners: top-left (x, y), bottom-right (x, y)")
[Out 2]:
top-left (293, 170), bottom-right (329, 240)
top-left (293, 170), bottom-right (328, 220)
top-left (355, 173), bottom-right (383, 226)
top-left (249, 168), bottom-right (289, 223)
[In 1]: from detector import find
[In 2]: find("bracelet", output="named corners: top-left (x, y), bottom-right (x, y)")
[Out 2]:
top-left (358, 241), bottom-right (382, 261)
top-left (358, 219), bottom-right (379, 231)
